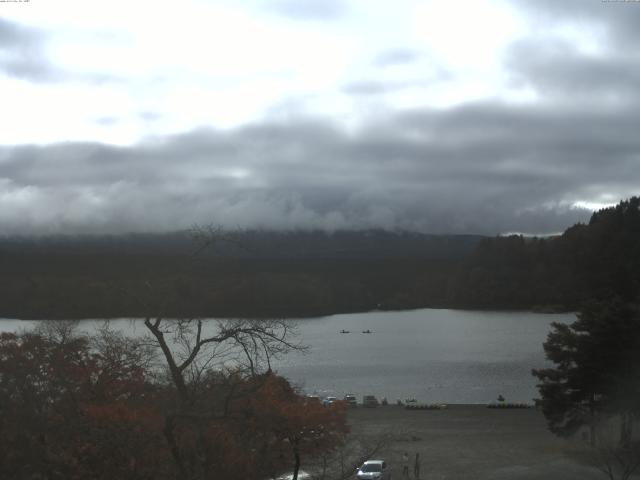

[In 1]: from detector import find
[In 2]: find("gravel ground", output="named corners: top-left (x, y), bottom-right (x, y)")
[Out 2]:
top-left (346, 405), bottom-right (610, 480)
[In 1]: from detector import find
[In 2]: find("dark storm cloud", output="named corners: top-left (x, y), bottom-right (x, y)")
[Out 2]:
top-left (510, 0), bottom-right (640, 47)
top-left (506, 38), bottom-right (640, 96)
top-left (4, 96), bottom-right (639, 235)
top-left (503, 0), bottom-right (640, 115)
top-left (0, 18), bottom-right (57, 81)
top-left (264, 0), bottom-right (346, 20)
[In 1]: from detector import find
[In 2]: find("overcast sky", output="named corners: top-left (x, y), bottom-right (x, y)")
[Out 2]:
top-left (1, 0), bottom-right (638, 235)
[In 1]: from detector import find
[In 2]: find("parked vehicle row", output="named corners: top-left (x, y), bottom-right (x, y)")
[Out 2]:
top-left (306, 393), bottom-right (381, 407)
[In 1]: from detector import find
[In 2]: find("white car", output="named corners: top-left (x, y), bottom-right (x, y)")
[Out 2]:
top-left (356, 459), bottom-right (392, 480)
top-left (344, 393), bottom-right (358, 407)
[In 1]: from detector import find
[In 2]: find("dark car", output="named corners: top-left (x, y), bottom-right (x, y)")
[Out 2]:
top-left (363, 395), bottom-right (379, 408)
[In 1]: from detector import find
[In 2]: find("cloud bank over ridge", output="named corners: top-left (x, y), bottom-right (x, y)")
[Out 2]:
top-left (1, 1), bottom-right (638, 235)
top-left (6, 99), bottom-right (635, 235)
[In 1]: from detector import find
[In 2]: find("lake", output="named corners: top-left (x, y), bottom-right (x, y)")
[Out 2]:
top-left (0, 308), bottom-right (574, 404)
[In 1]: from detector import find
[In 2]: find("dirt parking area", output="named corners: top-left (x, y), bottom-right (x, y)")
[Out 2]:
top-left (346, 405), bottom-right (607, 480)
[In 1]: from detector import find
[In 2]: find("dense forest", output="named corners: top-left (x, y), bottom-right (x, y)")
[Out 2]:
top-left (0, 197), bottom-right (638, 319)
top-left (449, 197), bottom-right (640, 310)
top-left (0, 230), bottom-right (481, 319)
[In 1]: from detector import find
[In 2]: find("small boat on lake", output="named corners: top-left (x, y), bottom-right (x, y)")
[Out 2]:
top-left (340, 329), bottom-right (350, 334)
top-left (362, 329), bottom-right (372, 334)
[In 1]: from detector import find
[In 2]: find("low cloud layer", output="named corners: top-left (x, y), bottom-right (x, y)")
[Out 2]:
top-left (505, 36), bottom-right (640, 99)
top-left (5, 97), bottom-right (637, 235)
top-left (1, 1), bottom-right (638, 235)
top-left (510, 0), bottom-right (640, 48)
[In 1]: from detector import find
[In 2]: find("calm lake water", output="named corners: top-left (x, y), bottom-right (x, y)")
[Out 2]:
top-left (0, 308), bottom-right (574, 404)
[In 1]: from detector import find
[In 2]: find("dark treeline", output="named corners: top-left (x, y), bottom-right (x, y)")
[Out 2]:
top-left (0, 230), bottom-right (481, 319)
top-left (0, 229), bottom-right (482, 259)
top-left (1, 197), bottom-right (639, 319)
top-left (449, 197), bottom-right (640, 311)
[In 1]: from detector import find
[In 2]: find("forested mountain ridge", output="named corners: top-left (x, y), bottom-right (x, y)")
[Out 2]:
top-left (448, 197), bottom-right (640, 310)
top-left (0, 230), bottom-right (482, 319)
top-left (0, 229), bottom-right (482, 259)
top-left (0, 198), bottom-right (638, 319)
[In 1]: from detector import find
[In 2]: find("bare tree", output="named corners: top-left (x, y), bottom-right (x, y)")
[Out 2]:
top-left (34, 319), bottom-right (81, 346)
top-left (143, 317), bottom-right (302, 403)
top-left (140, 316), bottom-right (304, 479)
top-left (589, 441), bottom-right (640, 480)
top-left (118, 226), bottom-right (308, 479)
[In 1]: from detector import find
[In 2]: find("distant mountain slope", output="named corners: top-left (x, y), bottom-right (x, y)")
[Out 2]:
top-left (0, 230), bottom-right (483, 319)
top-left (1, 197), bottom-right (637, 319)
top-left (0, 229), bottom-right (484, 260)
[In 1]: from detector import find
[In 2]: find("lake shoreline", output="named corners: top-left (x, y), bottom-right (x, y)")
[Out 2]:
top-left (2, 309), bottom-right (573, 404)
top-left (0, 304), bottom-right (575, 322)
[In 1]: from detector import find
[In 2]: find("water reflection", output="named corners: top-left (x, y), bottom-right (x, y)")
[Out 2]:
top-left (273, 309), bottom-right (574, 403)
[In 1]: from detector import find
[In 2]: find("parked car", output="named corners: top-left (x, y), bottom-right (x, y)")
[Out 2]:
top-left (362, 395), bottom-right (379, 408)
top-left (356, 459), bottom-right (391, 479)
top-left (344, 393), bottom-right (357, 407)
top-left (322, 396), bottom-right (337, 406)
top-left (275, 470), bottom-right (311, 479)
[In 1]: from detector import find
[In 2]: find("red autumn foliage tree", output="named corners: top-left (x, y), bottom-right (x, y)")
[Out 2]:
top-left (242, 374), bottom-right (349, 479)
top-left (0, 324), bottom-right (349, 480)
top-left (0, 329), bottom-right (167, 480)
